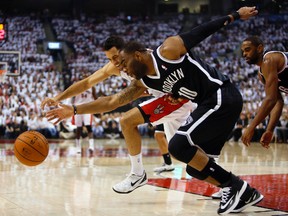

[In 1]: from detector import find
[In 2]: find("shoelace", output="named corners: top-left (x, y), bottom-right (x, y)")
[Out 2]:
top-left (221, 187), bottom-right (232, 203)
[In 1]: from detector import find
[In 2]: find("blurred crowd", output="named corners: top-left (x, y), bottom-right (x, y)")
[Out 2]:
top-left (0, 12), bottom-right (287, 142)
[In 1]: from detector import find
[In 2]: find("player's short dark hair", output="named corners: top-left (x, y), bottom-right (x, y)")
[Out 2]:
top-left (243, 36), bottom-right (264, 47)
top-left (103, 35), bottom-right (125, 51)
top-left (122, 41), bottom-right (147, 54)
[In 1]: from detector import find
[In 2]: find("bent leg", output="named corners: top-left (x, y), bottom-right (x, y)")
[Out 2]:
top-left (154, 131), bottom-right (169, 155)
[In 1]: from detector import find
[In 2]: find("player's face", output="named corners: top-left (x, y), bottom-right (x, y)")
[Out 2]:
top-left (241, 41), bottom-right (261, 65)
top-left (119, 51), bottom-right (148, 80)
top-left (105, 47), bottom-right (122, 68)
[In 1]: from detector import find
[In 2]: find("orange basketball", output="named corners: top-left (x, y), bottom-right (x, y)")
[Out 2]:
top-left (14, 131), bottom-right (49, 166)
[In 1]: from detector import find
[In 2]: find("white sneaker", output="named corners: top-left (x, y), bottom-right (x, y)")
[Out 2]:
top-left (88, 144), bottom-right (94, 151)
top-left (76, 143), bottom-right (81, 154)
top-left (153, 163), bottom-right (175, 173)
top-left (211, 189), bottom-right (222, 199)
top-left (112, 171), bottom-right (148, 194)
top-left (76, 147), bottom-right (81, 154)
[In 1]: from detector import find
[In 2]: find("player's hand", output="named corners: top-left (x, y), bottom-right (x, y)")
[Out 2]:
top-left (164, 95), bottom-right (183, 105)
top-left (41, 97), bottom-right (59, 110)
top-left (45, 104), bottom-right (73, 125)
top-left (241, 126), bottom-right (255, 147)
top-left (238, 6), bottom-right (258, 20)
top-left (259, 131), bottom-right (273, 149)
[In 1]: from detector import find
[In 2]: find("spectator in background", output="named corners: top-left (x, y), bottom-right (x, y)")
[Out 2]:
top-left (59, 119), bottom-right (76, 139)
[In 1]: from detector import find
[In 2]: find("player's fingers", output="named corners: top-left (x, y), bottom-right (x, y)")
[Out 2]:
top-left (53, 118), bottom-right (62, 125)
top-left (260, 141), bottom-right (270, 149)
top-left (241, 138), bottom-right (250, 147)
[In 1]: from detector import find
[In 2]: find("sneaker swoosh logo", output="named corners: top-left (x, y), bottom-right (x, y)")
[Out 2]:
top-left (220, 193), bottom-right (237, 210)
top-left (244, 193), bottom-right (257, 204)
top-left (131, 177), bottom-right (143, 187)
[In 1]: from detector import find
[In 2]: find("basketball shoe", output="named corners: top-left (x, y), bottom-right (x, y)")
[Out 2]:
top-left (217, 178), bottom-right (248, 215)
top-left (153, 163), bottom-right (175, 173)
top-left (231, 188), bottom-right (264, 213)
top-left (112, 171), bottom-right (148, 194)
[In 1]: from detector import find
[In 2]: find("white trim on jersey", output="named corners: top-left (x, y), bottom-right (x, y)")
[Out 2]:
top-left (186, 54), bottom-right (224, 85)
top-left (156, 46), bottom-right (186, 64)
top-left (263, 51), bottom-right (288, 73)
top-left (176, 88), bottom-right (222, 145)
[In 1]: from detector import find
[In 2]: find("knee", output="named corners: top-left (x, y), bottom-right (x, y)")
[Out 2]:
top-left (120, 114), bottom-right (136, 131)
top-left (168, 135), bottom-right (197, 163)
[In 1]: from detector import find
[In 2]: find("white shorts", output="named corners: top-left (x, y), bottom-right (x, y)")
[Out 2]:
top-left (137, 95), bottom-right (195, 142)
top-left (74, 114), bottom-right (93, 127)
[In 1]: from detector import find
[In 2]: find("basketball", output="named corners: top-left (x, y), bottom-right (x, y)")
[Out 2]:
top-left (14, 131), bottom-right (49, 166)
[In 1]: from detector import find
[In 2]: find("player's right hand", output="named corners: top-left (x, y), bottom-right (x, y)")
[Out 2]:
top-left (40, 98), bottom-right (59, 110)
top-left (241, 126), bottom-right (255, 147)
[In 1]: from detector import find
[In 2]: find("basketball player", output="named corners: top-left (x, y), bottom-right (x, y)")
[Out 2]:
top-left (41, 36), bottom-right (193, 190)
top-left (72, 78), bottom-right (97, 153)
top-left (44, 7), bottom-right (262, 214)
top-left (241, 36), bottom-right (288, 148)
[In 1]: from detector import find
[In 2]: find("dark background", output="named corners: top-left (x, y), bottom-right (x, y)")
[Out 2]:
top-left (0, 0), bottom-right (287, 17)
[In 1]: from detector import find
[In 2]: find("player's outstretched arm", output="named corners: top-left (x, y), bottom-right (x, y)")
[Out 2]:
top-left (40, 62), bottom-right (118, 109)
top-left (160, 6), bottom-right (258, 59)
top-left (46, 80), bottom-right (147, 124)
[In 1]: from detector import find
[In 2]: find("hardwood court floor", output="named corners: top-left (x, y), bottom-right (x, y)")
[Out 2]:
top-left (0, 138), bottom-right (287, 216)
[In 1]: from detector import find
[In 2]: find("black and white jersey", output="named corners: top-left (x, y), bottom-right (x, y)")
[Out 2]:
top-left (259, 51), bottom-right (288, 94)
top-left (140, 46), bottom-right (230, 104)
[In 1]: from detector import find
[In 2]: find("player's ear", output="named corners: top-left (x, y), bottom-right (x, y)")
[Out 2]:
top-left (257, 44), bottom-right (264, 54)
top-left (134, 51), bottom-right (143, 61)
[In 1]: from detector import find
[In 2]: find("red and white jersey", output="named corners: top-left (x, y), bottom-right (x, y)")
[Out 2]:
top-left (74, 89), bottom-right (94, 105)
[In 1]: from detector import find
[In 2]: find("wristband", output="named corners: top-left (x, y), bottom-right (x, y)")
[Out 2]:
top-left (72, 105), bottom-right (77, 115)
top-left (231, 11), bottom-right (240, 20)
top-left (226, 11), bottom-right (240, 25)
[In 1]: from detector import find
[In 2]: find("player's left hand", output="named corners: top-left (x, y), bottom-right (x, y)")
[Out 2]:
top-left (45, 104), bottom-right (74, 125)
top-left (259, 130), bottom-right (273, 149)
top-left (238, 6), bottom-right (258, 20)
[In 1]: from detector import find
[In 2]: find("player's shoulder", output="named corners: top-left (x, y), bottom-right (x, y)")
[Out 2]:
top-left (263, 51), bottom-right (284, 61)
top-left (160, 36), bottom-right (186, 59)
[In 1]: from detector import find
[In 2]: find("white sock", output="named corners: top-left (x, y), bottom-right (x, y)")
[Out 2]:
top-left (89, 139), bottom-right (94, 148)
top-left (129, 153), bottom-right (144, 176)
top-left (75, 139), bottom-right (81, 147)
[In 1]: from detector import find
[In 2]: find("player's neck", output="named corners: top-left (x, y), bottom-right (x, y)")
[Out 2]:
top-left (146, 52), bottom-right (157, 76)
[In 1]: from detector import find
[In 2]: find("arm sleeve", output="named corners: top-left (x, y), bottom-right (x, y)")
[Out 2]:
top-left (179, 15), bottom-right (233, 50)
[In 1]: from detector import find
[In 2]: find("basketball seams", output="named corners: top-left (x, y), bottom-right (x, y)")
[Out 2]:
top-left (30, 131), bottom-right (49, 144)
top-left (14, 131), bottom-right (49, 166)
top-left (17, 137), bottom-right (48, 157)
top-left (27, 131), bottom-right (49, 152)
top-left (14, 145), bottom-right (43, 163)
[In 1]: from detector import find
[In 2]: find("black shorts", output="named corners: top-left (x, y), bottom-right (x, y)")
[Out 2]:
top-left (175, 82), bottom-right (243, 157)
top-left (155, 124), bottom-right (164, 133)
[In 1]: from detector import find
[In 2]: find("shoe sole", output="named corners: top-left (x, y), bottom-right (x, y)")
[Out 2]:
top-left (218, 181), bottom-right (248, 215)
top-left (112, 179), bottom-right (148, 194)
top-left (153, 168), bottom-right (175, 173)
top-left (231, 193), bottom-right (264, 213)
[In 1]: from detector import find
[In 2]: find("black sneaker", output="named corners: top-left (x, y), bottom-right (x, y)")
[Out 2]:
top-left (217, 180), bottom-right (248, 215)
top-left (231, 188), bottom-right (264, 213)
